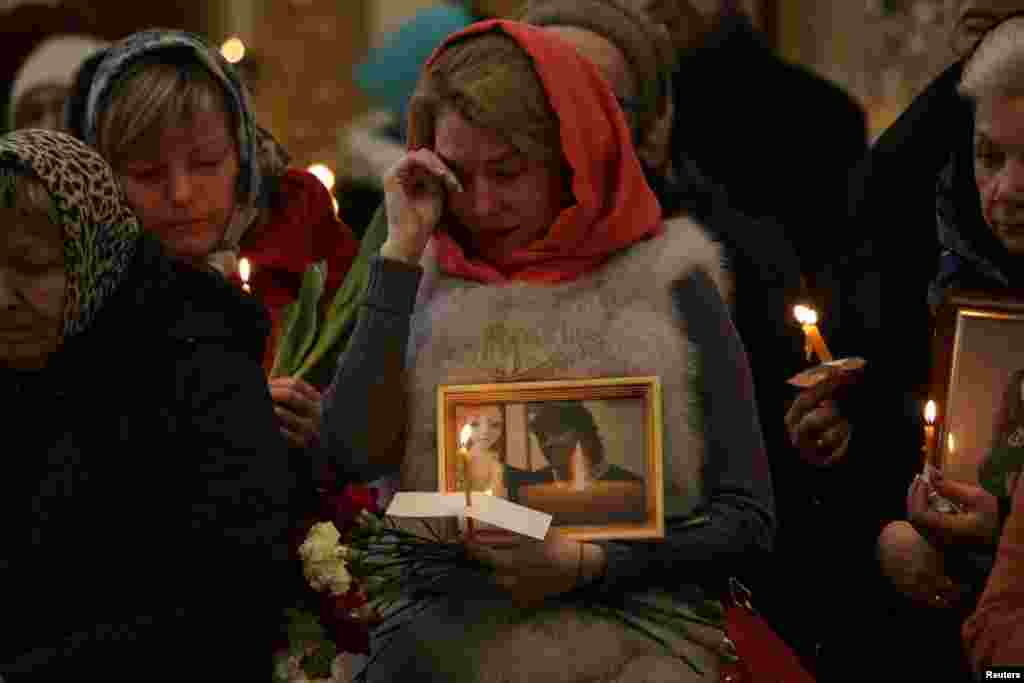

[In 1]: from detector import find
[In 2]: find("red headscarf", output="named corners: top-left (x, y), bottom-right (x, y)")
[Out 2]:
top-left (421, 19), bottom-right (663, 284)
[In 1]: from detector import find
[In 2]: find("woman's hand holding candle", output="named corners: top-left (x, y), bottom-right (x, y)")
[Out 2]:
top-left (785, 370), bottom-right (858, 467)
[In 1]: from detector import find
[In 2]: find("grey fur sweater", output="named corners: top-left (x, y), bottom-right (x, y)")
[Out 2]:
top-left (325, 216), bottom-right (774, 683)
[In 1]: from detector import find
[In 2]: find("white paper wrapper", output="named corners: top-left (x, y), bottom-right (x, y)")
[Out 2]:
top-left (385, 491), bottom-right (552, 540)
top-left (786, 357), bottom-right (867, 388)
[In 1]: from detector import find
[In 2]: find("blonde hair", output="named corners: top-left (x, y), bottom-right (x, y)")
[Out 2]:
top-left (960, 15), bottom-right (1024, 102)
top-left (96, 50), bottom-right (235, 166)
top-left (407, 31), bottom-right (562, 165)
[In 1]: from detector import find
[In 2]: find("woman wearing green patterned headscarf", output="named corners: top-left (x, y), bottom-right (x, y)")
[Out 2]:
top-left (71, 29), bottom-right (360, 452)
top-left (0, 129), bottom-right (295, 679)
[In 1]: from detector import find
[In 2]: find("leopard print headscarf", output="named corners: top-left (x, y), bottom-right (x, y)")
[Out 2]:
top-left (0, 129), bottom-right (141, 343)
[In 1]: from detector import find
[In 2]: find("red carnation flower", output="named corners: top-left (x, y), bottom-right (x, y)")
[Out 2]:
top-left (321, 484), bottom-right (379, 532)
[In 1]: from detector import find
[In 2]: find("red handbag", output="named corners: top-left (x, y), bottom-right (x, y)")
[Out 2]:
top-left (719, 578), bottom-right (817, 683)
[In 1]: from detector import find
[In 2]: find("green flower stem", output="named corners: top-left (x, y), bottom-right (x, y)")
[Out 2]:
top-left (622, 598), bottom-right (727, 631)
top-left (270, 260), bottom-right (326, 379)
top-left (678, 514), bottom-right (711, 528)
top-left (591, 605), bottom-right (705, 676)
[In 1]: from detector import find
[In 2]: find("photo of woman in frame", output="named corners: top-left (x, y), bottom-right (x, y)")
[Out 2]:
top-left (980, 368), bottom-right (1024, 503)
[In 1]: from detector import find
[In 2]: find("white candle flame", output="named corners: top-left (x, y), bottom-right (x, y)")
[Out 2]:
top-left (793, 304), bottom-right (818, 326)
top-left (220, 36), bottom-right (245, 64)
top-left (925, 400), bottom-right (936, 425)
top-left (571, 442), bottom-right (586, 491)
top-left (307, 163), bottom-right (336, 192)
top-left (459, 423), bottom-right (473, 450)
top-left (238, 257), bottom-right (251, 284)
top-left (948, 432), bottom-right (956, 454)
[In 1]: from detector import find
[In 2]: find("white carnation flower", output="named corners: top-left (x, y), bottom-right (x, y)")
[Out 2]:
top-left (299, 522), bottom-right (342, 564)
top-left (304, 558), bottom-right (352, 596)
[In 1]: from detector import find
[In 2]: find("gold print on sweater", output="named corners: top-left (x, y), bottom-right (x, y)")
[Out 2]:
top-left (475, 313), bottom-right (608, 381)
top-left (476, 321), bottom-right (553, 380)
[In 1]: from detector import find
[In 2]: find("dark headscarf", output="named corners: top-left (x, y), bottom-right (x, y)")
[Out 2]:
top-left (0, 128), bottom-right (141, 343)
top-left (928, 11), bottom-right (1024, 306)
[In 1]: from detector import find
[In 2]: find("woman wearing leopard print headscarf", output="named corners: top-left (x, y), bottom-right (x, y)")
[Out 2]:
top-left (0, 128), bottom-right (294, 680)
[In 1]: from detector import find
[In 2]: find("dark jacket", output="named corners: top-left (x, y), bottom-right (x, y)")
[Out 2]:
top-left (671, 11), bottom-right (867, 295)
top-left (817, 60), bottom-right (980, 681)
top-left (827, 60), bottom-right (976, 544)
top-left (653, 155), bottom-right (805, 476)
top-left (650, 138), bottom-right (830, 665)
top-left (1, 234), bottom-right (295, 680)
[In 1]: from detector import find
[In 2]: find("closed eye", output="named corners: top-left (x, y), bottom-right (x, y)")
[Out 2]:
top-left (492, 165), bottom-right (524, 181)
top-left (124, 166), bottom-right (164, 182)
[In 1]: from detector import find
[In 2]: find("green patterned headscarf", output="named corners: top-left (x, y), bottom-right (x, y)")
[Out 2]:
top-left (78, 29), bottom-right (290, 276)
top-left (0, 129), bottom-right (142, 343)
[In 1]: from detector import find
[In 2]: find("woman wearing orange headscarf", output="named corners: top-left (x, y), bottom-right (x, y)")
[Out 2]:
top-left (319, 20), bottom-right (773, 682)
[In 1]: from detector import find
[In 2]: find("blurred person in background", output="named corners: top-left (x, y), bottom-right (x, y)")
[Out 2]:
top-left (645, 0), bottom-right (867, 302)
top-left (7, 34), bottom-right (109, 132)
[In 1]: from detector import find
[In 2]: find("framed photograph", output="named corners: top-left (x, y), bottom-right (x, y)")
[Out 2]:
top-left (930, 290), bottom-right (1024, 483)
top-left (437, 377), bottom-right (664, 542)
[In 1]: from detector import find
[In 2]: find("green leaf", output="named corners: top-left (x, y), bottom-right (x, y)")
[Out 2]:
top-left (272, 651), bottom-right (293, 683)
top-left (294, 206), bottom-right (389, 382)
top-left (591, 605), bottom-right (705, 676)
top-left (692, 598), bottom-right (726, 622)
top-left (270, 260), bottom-right (327, 379)
top-left (301, 640), bottom-right (338, 679)
top-left (284, 607), bottom-right (327, 648)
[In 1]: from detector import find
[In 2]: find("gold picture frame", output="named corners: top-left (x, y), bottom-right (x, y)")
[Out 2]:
top-left (930, 289), bottom-right (1024, 482)
top-left (437, 377), bottom-right (664, 542)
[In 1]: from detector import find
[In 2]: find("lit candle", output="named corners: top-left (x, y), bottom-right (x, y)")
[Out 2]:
top-left (923, 400), bottom-right (936, 464)
top-left (306, 163), bottom-right (336, 192)
top-left (220, 36), bottom-right (246, 64)
top-left (948, 432), bottom-right (956, 458)
top-left (570, 441), bottom-right (586, 491)
top-left (238, 257), bottom-right (252, 294)
top-left (458, 424), bottom-right (475, 537)
top-left (793, 305), bottom-right (833, 364)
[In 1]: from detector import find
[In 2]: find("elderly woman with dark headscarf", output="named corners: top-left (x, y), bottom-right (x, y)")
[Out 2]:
top-left (320, 19), bottom-right (773, 682)
top-left (0, 129), bottom-right (294, 678)
top-left (787, 8), bottom-right (1024, 679)
top-left (70, 30), bottom-right (361, 453)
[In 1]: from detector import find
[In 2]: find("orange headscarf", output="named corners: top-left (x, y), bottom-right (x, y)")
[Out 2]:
top-left (422, 19), bottom-right (662, 284)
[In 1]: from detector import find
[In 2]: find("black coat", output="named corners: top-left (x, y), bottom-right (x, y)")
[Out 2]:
top-left (825, 60), bottom-right (975, 544)
top-left (671, 12), bottom-right (868, 295)
top-left (816, 60), bottom-right (977, 681)
top-left (652, 148), bottom-right (841, 668)
top-left (1, 235), bottom-right (295, 679)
